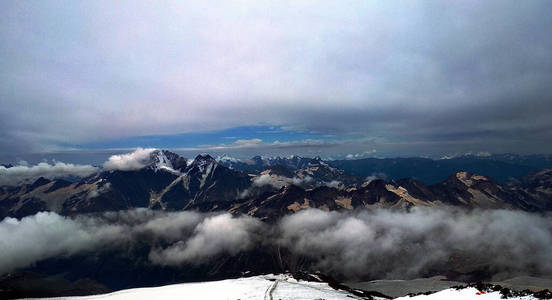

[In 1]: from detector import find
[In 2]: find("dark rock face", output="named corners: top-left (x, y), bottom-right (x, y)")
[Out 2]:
top-left (352, 179), bottom-right (401, 206)
top-left (29, 177), bottom-right (52, 190)
top-left (13, 197), bottom-right (48, 219)
top-left (158, 154), bottom-right (252, 210)
top-left (306, 186), bottom-right (343, 209)
top-left (509, 169), bottom-right (552, 211)
top-left (152, 150), bottom-right (189, 171)
top-left (244, 185), bottom-right (308, 220)
top-left (45, 179), bottom-right (73, 193)
top-left (184, 155), bottom-right (249, 204)
top-left (396, 178), bottom-right (437, 201)
top-left (0, 271), bottom-right (109, 299)
top-left (62, 169), bottom-right (179, 215)
top-left (429, 172), bottom-right (482, 206)
top-left (427, 171), bottom-right (546, 210)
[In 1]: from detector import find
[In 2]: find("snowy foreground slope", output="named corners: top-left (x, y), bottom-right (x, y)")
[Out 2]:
top-left (31, 274), bottom-right (546, 300)
top-left (35, 274), bottom-right (377, 300)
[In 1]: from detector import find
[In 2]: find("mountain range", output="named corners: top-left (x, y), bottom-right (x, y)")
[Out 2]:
top-left (1, 150), bottom-right (551, 221)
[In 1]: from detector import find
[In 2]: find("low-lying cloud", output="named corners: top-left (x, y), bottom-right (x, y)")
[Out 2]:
top-left (103, 148), bottom-right (156, 171)
top-left (253, 174), bottom-right (314, 189)
top-left (278, 208), bottom-right (552, 279)
top-left (325, 180), bottom-right (342, 189)
top-left (0, 162), bottom-right (99, 186)
top-left (0, 148), bottom-right (163, 186)
top-left (0, 211), bottom-right (124, 274)
top-left (252, 174), bottom-right (285, 189)
top-left (0, 209), bottom-right (262, 275)
top-left (149, 214), bottom-right (263, 265)
top-left (1, 208), bottom-right (551, 281)
top-left (238, 174), bottom-right (318, 198)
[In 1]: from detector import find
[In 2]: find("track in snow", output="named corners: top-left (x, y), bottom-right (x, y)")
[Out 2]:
top-left (264, 279), bottom-right (279, 300)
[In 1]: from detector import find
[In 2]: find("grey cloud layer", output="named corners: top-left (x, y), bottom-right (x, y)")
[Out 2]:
top-left (1, 1), bottom-right (551, 155)
top-left (1, 208), bottom-right (551, 279)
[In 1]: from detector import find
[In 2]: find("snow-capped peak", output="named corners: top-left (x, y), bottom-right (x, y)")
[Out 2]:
top-left (149, 150), bottom-right (173, 170)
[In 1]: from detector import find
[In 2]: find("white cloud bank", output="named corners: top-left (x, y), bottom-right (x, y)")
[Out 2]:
top-left (252, 174), bottom-right (314, 189)
top-left (0, 212), bottom-right (124, 274)
top-left (1, 208), bottom-right (551, 281)
top-left (278, 208), bottom-right (552, 279)
top-left (0, 148), bottom-right (185, 186)
top-left (0, 210), bottom-right (262, 274)
top-left (103, 148), bottom-right (156, 171)
top-left (149, 213), bottom-right (263, 265)
top-left (0, 148), bottom-right (164, 186)
top-left (0, 162), bottom-right (99, 186)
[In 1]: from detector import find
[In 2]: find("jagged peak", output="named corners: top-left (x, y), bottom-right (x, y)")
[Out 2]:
top-left (281, 183), bottom-right (305, 194)
top-left (361, 178), bottom-right (388, 189)
top-left (193, 153), bottom-right (216, 162)
top-left (441, 171), bottom-right (495, 188)
top-left (149, 150), bottom-right (173, 167)
top-left (453, 171), bottom-right (491, 181)
top-left (145, 149), bottom-right (189, 174)
top-left (189, 154), bottom-right (218, 175)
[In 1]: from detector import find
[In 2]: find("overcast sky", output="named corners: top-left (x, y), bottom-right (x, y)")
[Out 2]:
top-left (1, 0), bottom-right (551, 161)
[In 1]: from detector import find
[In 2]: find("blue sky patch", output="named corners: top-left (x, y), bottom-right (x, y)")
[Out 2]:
top-left (75, 126), bottom-right (333, 150)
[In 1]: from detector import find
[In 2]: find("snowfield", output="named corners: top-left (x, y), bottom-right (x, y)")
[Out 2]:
top-left (34, 274), bottom-right (372, 300)
top-left (27, 275), bottom-right (547, 300)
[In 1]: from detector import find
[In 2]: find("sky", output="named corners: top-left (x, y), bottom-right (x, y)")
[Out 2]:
top-left (1, 0), bottom-right (551, 162)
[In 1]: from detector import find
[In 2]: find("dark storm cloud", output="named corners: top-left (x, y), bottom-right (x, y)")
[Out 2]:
top-left (0, 1), bottom-right (551, 155)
